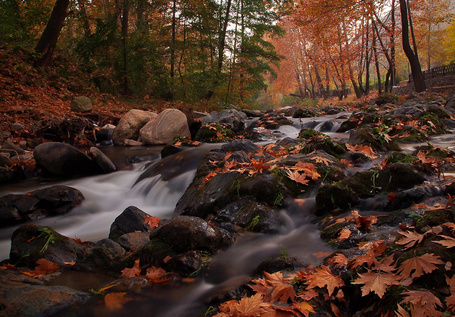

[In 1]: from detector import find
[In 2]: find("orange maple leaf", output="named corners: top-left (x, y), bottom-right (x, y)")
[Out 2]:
top-left (311, 155), bottom-right (329, 166)
top-left (345, 144), bottom-right (377, 159)
top-left (286, 169), bottom-right (309, 186)
top-left (236, 293), bottom-right (268, 316)
top-left (145, 266), bottom-right (171, 284)
top-left (446, 274), bottom-right (455, 311)
top-left (305, 265), bottom-right (344, 296)
top-left (144, 215), bottom-right (160, 229)
top-left (120, 259), bottom-right (141, 278)
top-left (433, 235), bottom-right (455, 248)
top-left (293, 301), bottom-right (315, 317)
top-left (395, 230), bottom-right (425, 249)
top-left (398, 253), bottom-right (444, 280)
top-left (400, 290), bottom-right (443, 316)
top-left (336, 228), bottom-right (352, 242)
top-left (352, 210), bottom-right (377, 232)
top-left (22, 258), bottom-right (60, 277)
top-left (352, 270), bottom-right (401, 298)
top-left (104, 292), bottom-right (132, 311)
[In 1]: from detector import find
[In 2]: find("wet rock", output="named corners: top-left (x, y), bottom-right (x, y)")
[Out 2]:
top-left (385, 184), bottom-right (445, 211)
top-left (292, 108), bottom-right (316, 118)
top-left (88, 238), bottom-right (126, 269)
top-left (117, 232), bottom-right (150, 251)
top-left (388, 125), bottom-right (427, 143)
top-left (165, 250), bottom-right (210, 276)
top-left (202, 109), bottom-right (247, 132)
top-left (70, 96), bottom-right (92, 112)
top-left (315, 184), bottom-right (359, 216)
top-left (100, 276), bottom-right (149, 294)
top-left (89, 147), bottom-right (116, 173)
top-left (257, 114), bottom-right (293, 129)
top-left (112, 109), bottom-right (157, 145)
top-left (34, 142), bottom-right (101, 177)
top-left (214, 199), bottom-right (285, 234)
top-left (340, 163), bottom-right (426, 198)
top-left (251, 256), bottom-right (305, 278)
top-left (161, 144), bottom-right (183, 158)
top-left (299, 129), bottom-right (347, 157)
top-left (140, 108), bottom-right (191, 145)
top-left (0, 281), bottom-right (90, 317)
top-left (95, 123), bottom-right (115, 145)
top-left (150, 216), bottom-right (233, 254)
top-left (241, 109), bottom-right (263, 117)
top-left (0, 185), bottom-right (84, 227)
top-left (221, 139), bottom-right (260, 153)
top-left (9, 224), bottom-right (87, 266)
top-left (0, 153), bottom-right (12, 167)
top-left (445, 93), bottom-right (455, 113)
top-left (109, 206), bottom-right (153, 242)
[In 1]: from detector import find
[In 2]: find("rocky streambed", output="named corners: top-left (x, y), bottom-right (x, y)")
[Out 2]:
top-left (1, 92), bottom-right (455, 316)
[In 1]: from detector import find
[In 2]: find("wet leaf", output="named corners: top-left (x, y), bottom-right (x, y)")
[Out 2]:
top-left (144, 215), bottom-right (160, 229)
top-left (352, 270), bottom-right (401, 298)
top-left (306, 265), bottom-right (344, 296)
top-left (120, 259), bottom-right (141, 278)
top-left (395, 230), bottom-right (425, 249)
top-left (398, 253), bottom-right (444, 280)
top-left (105, 292), bottom-right (131, 311)
top-left (433, 235), bottom-right (455, 248)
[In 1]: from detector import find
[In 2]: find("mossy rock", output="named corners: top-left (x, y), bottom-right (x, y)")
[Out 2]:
top-left (415, 208), bottom-right (455, 232)
top-left (349, 127), bottom-right (401, 152)
top-left (386, 152), bottom-right (417, 164)
top-left (320, 221), bottom-right (350, 242)
top-left (194, 123), bottom-right (235, 142)
top-left (298, 128), bottom-right (324, 140)
top-left (388, 125), bottom-right (428, 143)
top-left (316, 184), bottom-right (359, 216)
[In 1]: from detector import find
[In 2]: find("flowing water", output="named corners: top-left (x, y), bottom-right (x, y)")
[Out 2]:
top-left (1, 112), bottom-right (454, 316)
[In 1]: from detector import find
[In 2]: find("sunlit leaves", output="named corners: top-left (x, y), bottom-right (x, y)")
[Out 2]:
top-left (352, 270), bottom-right (401, 298)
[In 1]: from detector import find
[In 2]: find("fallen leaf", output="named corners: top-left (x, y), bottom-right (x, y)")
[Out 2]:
top-left (294, 301), bottom-right (315, 317)
top-left (398, 253), bottom-right (444, 280)
top-left (145, 266), bottom-right (171, 284)
top-left (22, 258), bottom-right (60, 277)
top-left (236, 293), bottom-right (267, 316)
top-left (120, 259), bottom-right (141, 278)
top-left (105, 292), bottom-right (131, 311)
top-left (400, 290), bottom-right (442, 317)
top-left (395, 230), bottom-right (425, 249)
top-left (306, 265), bottom-right (344, 296)
top-left (144, 215), bottom-right (160, 229)
top-left (352, 270), bottom-right (401, 298)
top-left (336, 228), bottom-right (352, 242)
top-left (433, 235), bottom-right (455, 248)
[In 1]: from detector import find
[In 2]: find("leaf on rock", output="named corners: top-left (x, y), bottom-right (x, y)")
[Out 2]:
top-left (144, 215), bottom-right (160, 229)
top-left (398, 253), bottom-right (444, 280)
top-left (352, 210), bottom-right (377, 232)
top-left (105, 292), bottom-right (131, 311)
top-left (293, 301), bottom-right (315, 317)
top-left (352, 270), bottom-right (401, 298)
top-left (120, 259), bottom-right (141, 278)
top-left (236, 293), bottom-right (267, 316)
top-left (336, 228), bottom-right (352, 242)
top-left (306, 265), bottom-right (344, 296)
top-left (400, 290), bottom-right (443, 317)
top-left (311, 156), bottom-right (329, 166)
top-left (446, 274), bottom-right (455, 310)
top-left (433, 235), bottom-right (455, 248)
top-left (22, 258), bottom-right (60, 277)
top-left (286, 169), bottom-right (309, 186)
top-left (395, 230), bottom-right (425, 249)
top-left (145, 266), bottom-right (171, 284)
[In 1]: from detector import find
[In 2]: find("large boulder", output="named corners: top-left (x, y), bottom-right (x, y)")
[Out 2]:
top-left (70, 96), bottom-right (92, 112)
top-left (89, 147), bottom-right (116, 173)
top-left (140, 109), bottom-right (191, 145)
top-left (33, 142), bottom-right (101, 177)
top-left (112, 109), bottom-right (157, 145)
top-left (0, 185), bottom-right (84, 227)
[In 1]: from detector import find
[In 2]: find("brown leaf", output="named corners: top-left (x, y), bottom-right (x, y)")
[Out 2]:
top-left (400, 290), bottom-right (442, 316)
top-left (286, 169), bottom-right (309, 186)
top-left (336, 228), bottom-right (352, 242)
top-left (352, 270), bottom-right (401, 298)
top-left (22, 258), bottom-right (60, 277)
top-left (104, 292), bottom-right (132, 311)
top-left (395, 230), bottom-right (425, 249)
top-left (120, 259), bottom-right (141, 278)
top-left (306, 265), bottom-right (344, 296)
top-left (236, 293), bottom-right (267, 316)
top-left (398, 253), bottom-right (444, 280)
top-left (446, 274), bottom-right (455, 311)
top-left (144, 215), bottom-right (160, 229)
top-left (294, 301), bottom-right (315, 317)
top-left (433, 235), bottom-right (455, 248)
top-left (145, 266), bottom-right (171, 284)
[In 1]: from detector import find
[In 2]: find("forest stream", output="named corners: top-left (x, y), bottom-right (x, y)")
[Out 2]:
top-left (1, 112), bottom-right (455, 316)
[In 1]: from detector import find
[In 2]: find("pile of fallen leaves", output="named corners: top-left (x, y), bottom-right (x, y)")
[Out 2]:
top-left (211, 205), bottom-right (455, 316)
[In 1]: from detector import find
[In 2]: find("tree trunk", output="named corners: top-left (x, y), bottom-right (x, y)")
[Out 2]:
top-left (372, 31), bottom-right (382, 94)
top-left (217, 0), bottom-right (232, 74)
top-left (34, 0), bottom-right (70, 67)
top-left (399, 0), bottom-right (426, 92)
top-left (121, 3), bottom-right (130, 95)
top-left (170, 0), bottom-right (177, 81)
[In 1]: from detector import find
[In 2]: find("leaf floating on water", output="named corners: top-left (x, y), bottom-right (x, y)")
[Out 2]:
top-left (105, 292), bottom-right (132, 311)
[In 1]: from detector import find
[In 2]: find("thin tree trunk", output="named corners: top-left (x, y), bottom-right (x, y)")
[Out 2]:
top-left (372, 31), bottom-right (382, 94)
top-left (170, 0), bottom-right (177, 80)
top-left (399, 0), bottom-right (426, 92)
top-left (35, 0), bottom-right (70, 67)
top-left (121, 2), bottom-right (130, 95)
